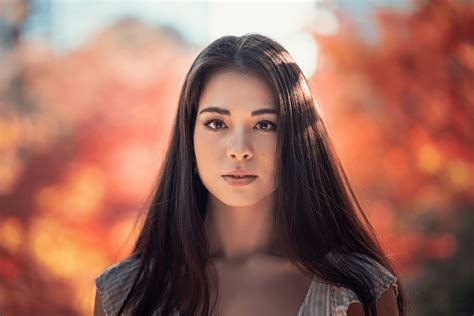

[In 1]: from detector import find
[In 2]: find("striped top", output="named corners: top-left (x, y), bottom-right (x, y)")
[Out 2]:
top-left (95, 251), bottom-right (399, 316)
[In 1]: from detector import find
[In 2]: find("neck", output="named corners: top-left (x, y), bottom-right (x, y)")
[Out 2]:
top-left (204, 194), bottom-right (285, 261)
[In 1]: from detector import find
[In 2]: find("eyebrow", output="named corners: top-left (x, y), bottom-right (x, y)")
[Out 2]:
top-left (198, 106), bottom-right (278, 116)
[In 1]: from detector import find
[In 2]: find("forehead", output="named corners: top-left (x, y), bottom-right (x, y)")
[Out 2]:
top-left (198, 70), bottom-right (277, 112)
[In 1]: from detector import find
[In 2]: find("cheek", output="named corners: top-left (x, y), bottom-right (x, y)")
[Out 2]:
top-left (257, 136), bottom-right (277, 159)
top-left (256, 137), bottom-right (278, 177)
top-left (194, 129), bottom-right (219, 162)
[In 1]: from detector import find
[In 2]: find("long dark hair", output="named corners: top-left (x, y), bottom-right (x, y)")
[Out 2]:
top-left (118, 33), bottom-right (406, 316)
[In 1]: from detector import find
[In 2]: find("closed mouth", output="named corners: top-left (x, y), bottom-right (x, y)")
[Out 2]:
top-left (223, 175), bottom-right (257, 178)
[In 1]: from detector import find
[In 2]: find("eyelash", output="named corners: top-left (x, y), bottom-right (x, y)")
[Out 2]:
top-left (203, 119), bottom-right (277, 132)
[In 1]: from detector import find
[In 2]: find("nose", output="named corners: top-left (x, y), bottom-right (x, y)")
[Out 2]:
top-left (226, 126), bottom-right (253, 161)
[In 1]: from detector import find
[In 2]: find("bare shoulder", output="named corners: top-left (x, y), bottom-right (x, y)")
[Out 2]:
top-left (347, 285), bottom-right (399, 316)
top-left (94, 288), bottom-right (106, 316)
top-left (325, 251), bottom-right (401, 315)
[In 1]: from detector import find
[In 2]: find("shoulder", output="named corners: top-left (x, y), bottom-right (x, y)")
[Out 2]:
top-left (95, 255), bottom-right (142, 316)
top-left (328, 252), bottom-right (399, 316)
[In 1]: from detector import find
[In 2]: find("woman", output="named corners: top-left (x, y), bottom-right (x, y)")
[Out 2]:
top-left (94, 33), bottom-right (406, 316)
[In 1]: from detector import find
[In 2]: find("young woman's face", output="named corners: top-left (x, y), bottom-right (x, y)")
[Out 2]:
top-left (194, 70), bottom-right (278, 207)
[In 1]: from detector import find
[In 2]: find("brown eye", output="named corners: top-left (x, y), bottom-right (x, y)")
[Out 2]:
top-left (256, 120), bottom-right (277, 132)
top-left (204, 119), bottom-right (227, 131)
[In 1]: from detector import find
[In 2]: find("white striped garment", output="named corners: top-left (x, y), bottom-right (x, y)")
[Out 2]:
top-left (95, 252), bottom-right (399, 316)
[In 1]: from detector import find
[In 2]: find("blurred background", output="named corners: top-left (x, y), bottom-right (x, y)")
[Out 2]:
top-left (0, 0), bottom-right (473, 314)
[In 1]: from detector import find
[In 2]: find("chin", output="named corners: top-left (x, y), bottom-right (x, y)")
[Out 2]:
top-left (225, 199), bottom-right (259, 207)
top-left (216, 191), bottom-right (268, 208)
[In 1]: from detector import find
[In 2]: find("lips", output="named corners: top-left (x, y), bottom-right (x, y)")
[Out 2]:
top-left (222, 175), bottom-right (257, 186)
top-left (225, 175), bottom-right (255, 178)
top-left (223, 169), bottom-right (256, 177)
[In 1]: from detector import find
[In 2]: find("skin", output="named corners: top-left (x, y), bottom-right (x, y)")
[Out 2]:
top-left (194, 69), bottom-right (281, 261)
top-left (347, 286), bottom-right (399, 316)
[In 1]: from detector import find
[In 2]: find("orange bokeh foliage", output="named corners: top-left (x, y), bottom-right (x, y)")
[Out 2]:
top-left (309, 0), bottom-right (473, 271)
top-left (0, 17), bottom-right (199, 314)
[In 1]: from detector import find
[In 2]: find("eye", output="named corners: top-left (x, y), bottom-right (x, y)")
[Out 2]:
top-left (203, 119), bottom-right (227, 131)
top-left (255, 120), bottom-right (277, 132)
